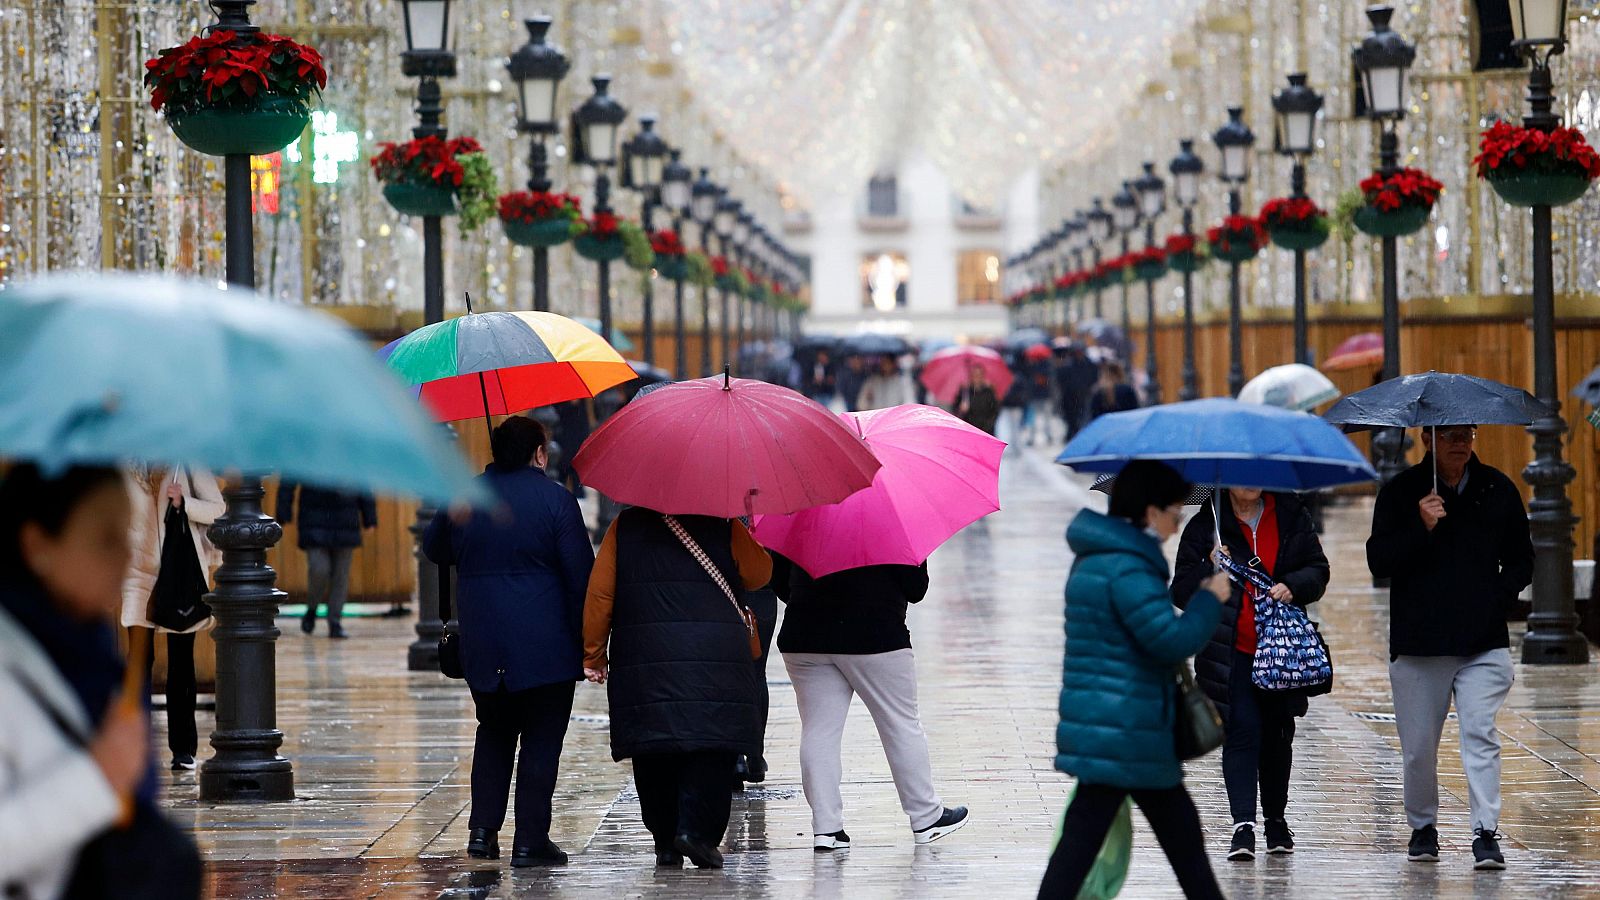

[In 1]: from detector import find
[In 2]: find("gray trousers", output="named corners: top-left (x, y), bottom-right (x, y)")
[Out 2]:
top-left (785, 648), bottom-right (944, 834)
top-left (1389, 648), bottom-right (1514, 832)
top-left (305, 546), bottom-right (354, 625)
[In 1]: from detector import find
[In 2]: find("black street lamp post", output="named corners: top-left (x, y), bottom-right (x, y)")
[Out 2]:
top-left (623, 115), bottom-right (668, 366)
top-left (1134, 162), bottom-right (1166, 403)
top-left (394, 0), bottom-right (457, 675)
top-left (197, 0), bottom-right (294, 804)
top-left (1274, 73), bottom-right (1324, 367)
top-left (714, 192), bottom-right (742, 371)
top-left (506, 16), bottom-right (568, 312)
top-left (1354, 5), bottom-right (1415, 484)
top-left (1111, 181), bottom-right (1139, 344)
top-left (1213, 105), bottom-right (1256, 397)
top-left (660, 150), bottom-right (693, 378)
top-left (1170, 140), bottom-right (1204, 401)
top-left (1086, 198), bottom-right (1113, 320)
top-left (1506, 0), bottom-right (1588, 664)
top-left (572, 75), bottom-right (628, 349)
top-left (734, 210), bottom-right (754, 364)
top-left (691, 169), bottom-right (719, 376)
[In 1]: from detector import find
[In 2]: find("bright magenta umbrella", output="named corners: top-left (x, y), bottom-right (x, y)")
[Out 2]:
top-left (919, 345), bottom-right (1014, 405)
top-left (750, 405), bottom-right (1005, 577)
top-left (571, 374), bottom-right (882, 518)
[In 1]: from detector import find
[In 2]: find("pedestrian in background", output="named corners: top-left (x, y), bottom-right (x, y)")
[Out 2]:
top-left (1172, 488), bottom-right (1329, 861)
top-left (838, 355), bottom-right (868, 412)
top-left (424, 417), bottom-right (594, 868)
top-left (956, 364), bottom-right (1001, 436)
top-left (1088, 360), bottom-right (1140, 421)
top-left (1042, 460), bottom-right (1229, 900)
top-left (583, 507), bottom-right (771, 870)
top-left (1055, 344), bottom-right (1099, 439)
top-left (803, 349), bottom-right (837, 407)
top-left (858, 355), bottom-right (913, 410)
top-left (276, 481), bottom-right (376, 639)
top-left (122, 464), bottom-right (223, 771)
top-left (1367, 424), bottom-right (1531, 871)
top-left (771, 554), bottom-right (969, 851)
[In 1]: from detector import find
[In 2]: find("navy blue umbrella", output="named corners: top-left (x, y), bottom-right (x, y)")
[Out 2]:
top-left (1057, 398), bottom-right (1376, 492)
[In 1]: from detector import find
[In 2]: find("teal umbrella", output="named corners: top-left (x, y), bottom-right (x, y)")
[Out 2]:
top-left (0, 273), bottom-right (481, 502)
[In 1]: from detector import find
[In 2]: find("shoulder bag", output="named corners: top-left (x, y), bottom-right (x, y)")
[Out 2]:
top-left (663, 514), bottom-right (762, 660)
top-left (146, 503), bottom-right (212, 632)
top-left (1174, 660), bottom-right (1224, 760)
top-left (436, 562), bottom-right (465, 680)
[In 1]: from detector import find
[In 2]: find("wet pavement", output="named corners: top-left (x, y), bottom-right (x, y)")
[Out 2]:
top-left (160, 447), bottom-right (1600, 898)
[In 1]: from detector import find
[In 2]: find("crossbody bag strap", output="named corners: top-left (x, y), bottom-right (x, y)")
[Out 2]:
top-left (662, 514), bottom-right (745, 620)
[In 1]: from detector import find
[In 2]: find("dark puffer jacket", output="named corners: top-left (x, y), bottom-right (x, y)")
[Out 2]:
top-left (276, 482), bottom-right (377, 550)
top-left (1171, 492), bottom-right (1330, 721)
top-left (607, 508), bottom-right (764, 761)
top-left (1055, 510), bottom-right (1221, 789)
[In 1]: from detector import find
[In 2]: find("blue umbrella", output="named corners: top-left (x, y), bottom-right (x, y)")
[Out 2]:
top-left (0, 273), bottom-right (482, 503)
top-left (1056, 398), bottom-right (1376, 492)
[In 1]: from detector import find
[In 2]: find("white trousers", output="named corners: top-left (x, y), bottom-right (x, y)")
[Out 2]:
top-left (1389, 648), bottom-right (1514, 832)
top-left (784, 648), bottom-right (944, 833)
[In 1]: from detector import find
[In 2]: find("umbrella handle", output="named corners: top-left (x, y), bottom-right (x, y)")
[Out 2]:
top-left (477, 371), bottom-right (494, 446)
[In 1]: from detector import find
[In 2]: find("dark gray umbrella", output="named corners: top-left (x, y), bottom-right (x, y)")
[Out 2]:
top-left (1004, 327), bottom-right (1050, 350)
top-left (841, 333), bottom-right (913, 356)
top-left (1323, 370), bottom-right (1549, 492)
top-left (1572, 364), bottom-right (1600, 406)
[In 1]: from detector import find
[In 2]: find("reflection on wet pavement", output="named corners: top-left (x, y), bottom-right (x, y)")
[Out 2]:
top-left (166, 449), bottom-right (1600, 898)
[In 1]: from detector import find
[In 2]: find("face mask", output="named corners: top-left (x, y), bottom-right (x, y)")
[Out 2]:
top-left (1143, 525), bottom-right (1163, 542)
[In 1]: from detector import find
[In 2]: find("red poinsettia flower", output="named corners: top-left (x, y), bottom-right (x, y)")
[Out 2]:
top-left (1258, 196), bottom-right (1325, 229)
top-left (144, 30), bottom-right (325, 114)
top-left (649, 229), bottom-right (686, 256)
top-left (371, 135), bottom-right (483, 189)
top-left (711, 256), bottom-right (731, 277)
top-left (496, 190), bottom-right (582, 224)
top-left (586, 212), bottom-right (620, 237)
top-left (1206, 214), bottom-right (1266, 252)
top-left (1359, 168), bottom-right (1442, 211)
top-left (1165, 233), bottom-right (1197, 255)
top-left (1473, 120), bottom-right (1600, 181)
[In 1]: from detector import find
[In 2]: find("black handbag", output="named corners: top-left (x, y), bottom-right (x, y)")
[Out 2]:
top-left (146, 503), bottom-right (212, 632)
top-left (1174, 661), bottom-right (1224, 760)
top-left (437, 562), bottom-right (465, 680)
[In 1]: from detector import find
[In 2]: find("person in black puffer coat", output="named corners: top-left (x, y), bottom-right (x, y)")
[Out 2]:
top-left (583, 506), bottom-right (772, 870)
top-left (1172, 489), bottom-right (1329, 861)
top-left (276, 481), bottom-right (376, 638)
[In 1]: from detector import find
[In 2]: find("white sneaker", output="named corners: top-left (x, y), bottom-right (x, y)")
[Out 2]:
top-left (912, 806), bottom-right (969, 844)
top-left (814, 830), bottom-right (851, 852)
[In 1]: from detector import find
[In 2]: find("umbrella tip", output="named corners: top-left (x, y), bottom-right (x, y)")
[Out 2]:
top-left (723, 364), bottom-right (732, 391)
top-left (464, 291), bottom-right (474, 314)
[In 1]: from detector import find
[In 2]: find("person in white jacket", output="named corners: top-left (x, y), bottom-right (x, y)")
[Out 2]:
top-left (122, 465), bottom-right (223, 771)
top-left (0, 465), bottom-right (150, 900)
top-left (856, 356), bottom-right (915, 411)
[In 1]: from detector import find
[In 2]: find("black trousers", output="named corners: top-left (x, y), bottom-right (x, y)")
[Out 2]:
top-left (135, 627), bottom-right (197, 759)
top-left (1038, 782), bottom-right (1223, 900)
top-left (1223, 649), bottom-right (1296, 824)
top-left (633, 751), bottom-right (738, 849)
top-left (468, 680), bottom-right (575, 843)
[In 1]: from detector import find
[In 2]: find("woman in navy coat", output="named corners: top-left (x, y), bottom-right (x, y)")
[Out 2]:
top-left (424, 417), bottom-right (594, 868)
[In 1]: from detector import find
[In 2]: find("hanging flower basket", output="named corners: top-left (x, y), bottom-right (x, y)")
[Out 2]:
top-left (1259, 197), bottom-right (1331, 251)
top-left (574, 232), bottom-right (626, 262)
top-left (650, 228), bottom-right (688, 280)
top-left (497, 191), bottom-right (582, 247)
top-left (655, 256), bottom-right (689, 280)
top-left (1164, 234), bottom-right (1207, 273)
top-left (1353, 168), bottom-right (1440, 238)
top-left (147, 31), bottom-right (325, 158)
top-left (1132, 247), bottom-right (1168, 281)
top-left (1474, 121), bottom-right (1600, 209)
top-left (372, 137), bottom-right (498, 230)
top-left (1207, 215), bottom-right (1265, 264)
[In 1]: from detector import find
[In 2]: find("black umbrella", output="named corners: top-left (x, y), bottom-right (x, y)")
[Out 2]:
top-left (841, 333), bottom-right (913, 356)
top-left (1090, 473), bottom-right (1214, 506)
top-left (1323, 370), bottom-right (1549, 491)
top-left (1572, 364), bottom-right (1600, 406)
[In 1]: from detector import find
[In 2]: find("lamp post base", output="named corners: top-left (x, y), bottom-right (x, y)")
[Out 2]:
top-left (408, 506), bottom-right (442, 672)
top-left (198, 749), bottom-right (295, 804)
top-left (1521, 627), bottom-right (1590, 664)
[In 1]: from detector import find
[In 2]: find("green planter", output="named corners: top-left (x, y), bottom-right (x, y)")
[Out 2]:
top-left (1268, 223), bottom-right (1330, 251)
top-left (1168, 251), bottom-right (1206, 273)
top-left (502, 217), bottom-right (574, 247)
top-left (1134, 261), bottom-right (1169, 281)
top-left (1212, 239), bottom-right (1260, 264)
top-left (383, 182), bottom-right (458, 218)
top-left (1486, 170), bottom-right (1593, 208)
top-left (1353, 204), bottom-right (1429, 238)
top-left (655, 255), bottom-right (689, 280)
top-left (574, 232), bottom-right (625, 262)
top-left (167, 96), bottom-right (310, 157)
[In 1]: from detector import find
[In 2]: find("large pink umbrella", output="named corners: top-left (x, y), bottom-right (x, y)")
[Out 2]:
top-left (919, 345), bottom-right (1014, 405)
top-left (750, 405), bottom-right (1005, 577)
top-left (571, 374), bottom-right (882, 518)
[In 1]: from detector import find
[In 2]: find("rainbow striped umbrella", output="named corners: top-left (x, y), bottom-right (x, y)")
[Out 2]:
top-left (384, 310), bottom-right (636, 423)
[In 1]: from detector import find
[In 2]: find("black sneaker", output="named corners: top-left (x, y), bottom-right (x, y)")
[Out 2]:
top-left (814, 830), bottom-right (851, 852)
top-left (912, 806), bottom-right (969, 844)
top-left (328, 623), bottom-right (348, 640)
top-left (1264, 818), bottom-right (1294, 855)
top-left (1473, 829), bottom-right (1506, 871)
top-left (1408, 824), bottom-right (1440, 862)
top-left (1228, 823), bottom-right (1256, 861)
top-left (170, 755), bottom-right (197, 771)
top-left (300, 613), bottom-right (315, 634)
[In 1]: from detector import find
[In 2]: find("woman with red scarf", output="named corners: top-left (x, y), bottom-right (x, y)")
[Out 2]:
top-left (1172, 488), bottom-right (1329, 863)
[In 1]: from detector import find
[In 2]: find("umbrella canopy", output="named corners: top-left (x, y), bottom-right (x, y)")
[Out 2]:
top-left (917, 337), bottom-right (959, 363)
top-left (1322, 332), bottom-right (1383, 371)
top-left (1005, 327), bottom-right (1050, 350)
top-left (1024, 343), bottom-right (1054, 362)
top-left (750, 405), bottom-right (1005, 577)
top-left (1089, 473), bottom-right (1214, 505)
top-left (1057, 398), bottom-right (1376, 491)
top-left (841, 333), bottom-right (913, 357)
top-left (629, 360), bottom-right (675, 386)
top-left (1322, 371), bottom-right (1549, 432)
top-left (1076, 319), bottom-right (1131, 358)
top-left (575, 316), bottom-right (636, 352)
top-left (919, 345), bottom-right (1015, 404)
top-left (572, 374), bottom-right (882, 517)
top-left (1238, 364), bottom-right (1342, 412)
top-left (1572, 363), bottom-right (1600, 406)
top-left (0, 273), bottom-right (481, 503)
top-left (384, 310), bottom-right (636, 422)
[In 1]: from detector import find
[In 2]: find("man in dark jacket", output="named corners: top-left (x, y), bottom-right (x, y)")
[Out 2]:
top-left (1173, 489), bottom-right (1329, 860)
top-left (1055, 345), bottom-right (1099, 439)
top-left (1367, 426), bottom-right (1532, 871)
top-left (276, 482), bottom-right (377, 638)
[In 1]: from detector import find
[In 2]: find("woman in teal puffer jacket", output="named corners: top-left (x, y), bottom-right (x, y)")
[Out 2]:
top-left (1039, 460), bottom-right (1230, 900)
